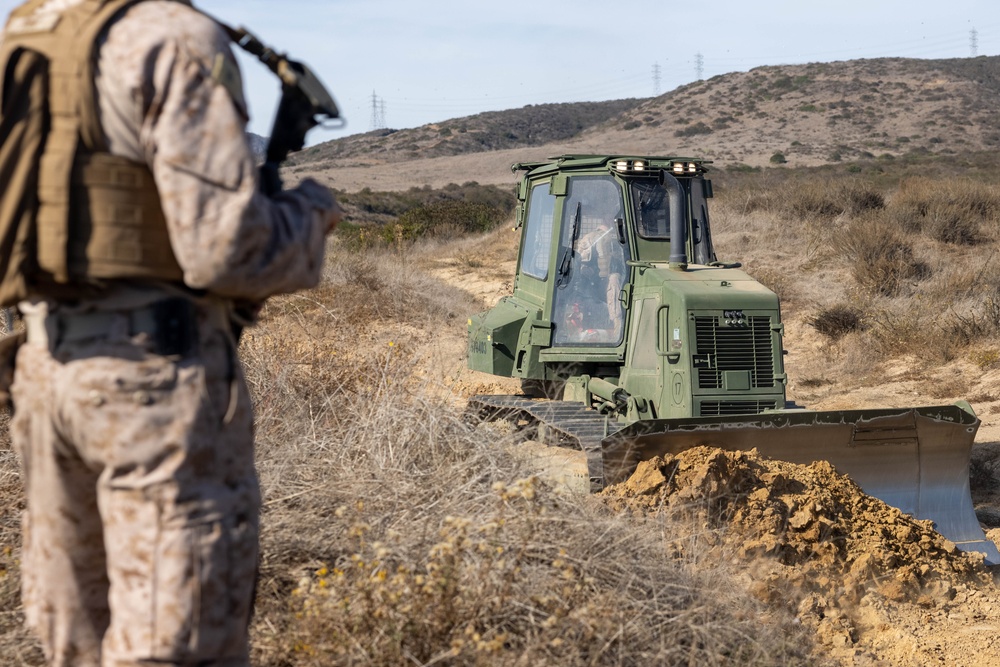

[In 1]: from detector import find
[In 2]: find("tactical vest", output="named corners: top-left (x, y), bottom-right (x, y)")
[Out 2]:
top-left (0, 0), bottom-right (187, 306)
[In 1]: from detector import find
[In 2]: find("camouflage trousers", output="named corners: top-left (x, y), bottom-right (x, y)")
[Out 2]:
top-left (11, 301), bottom-right (260, 667)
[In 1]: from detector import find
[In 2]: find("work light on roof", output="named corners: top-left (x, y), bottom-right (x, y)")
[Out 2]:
top-left (672, 162), bottom-right (684, 174)
top-left (615, 160), bottom-right (628, 172)
top-left (688, 162), bottom-right (697, 173)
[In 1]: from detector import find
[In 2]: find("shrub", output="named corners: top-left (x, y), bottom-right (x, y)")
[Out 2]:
top-left (674, 121), bottom-right (713, 137)
top-left (833, 215), bottom-right (930, 296)
top-left (388, 200), bottom-right (510, 245)
top-left (770, 152), bottom-right (787, 165)
top-left (809, 304), bottom-right (864, 340)
top-left (887, 177), bottom-right (1000, 246)
top-left (335, 184), bottom-right (516, 249)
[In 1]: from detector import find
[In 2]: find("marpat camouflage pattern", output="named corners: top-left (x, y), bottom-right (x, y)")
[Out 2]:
top-left (2, 0), bottom-right (340, 665)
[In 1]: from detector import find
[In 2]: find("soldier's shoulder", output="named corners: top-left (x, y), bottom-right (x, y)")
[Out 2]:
top-left (112, 1), bottom-right (229, 55)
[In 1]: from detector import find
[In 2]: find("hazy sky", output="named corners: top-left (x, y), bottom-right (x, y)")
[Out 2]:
top-left (1, 0), bottom-right (998, 144)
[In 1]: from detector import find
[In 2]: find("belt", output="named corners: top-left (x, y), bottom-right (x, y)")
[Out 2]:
top-left (24, 298), bottom-right (228, 356)
top-left (54, 308), bottom-right (159, 343)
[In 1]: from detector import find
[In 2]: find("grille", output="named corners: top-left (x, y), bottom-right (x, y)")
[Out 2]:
top-left (699, 400), bottom-right (778, 417)
top-left (694, 316), bottom-right (775, 389)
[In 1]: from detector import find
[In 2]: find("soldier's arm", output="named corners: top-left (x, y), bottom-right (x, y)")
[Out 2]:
top-left (97, 1), bottom-right (338, 301)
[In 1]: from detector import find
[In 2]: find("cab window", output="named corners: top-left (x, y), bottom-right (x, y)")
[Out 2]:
top-left (520, 182), bottom-right (556, 280)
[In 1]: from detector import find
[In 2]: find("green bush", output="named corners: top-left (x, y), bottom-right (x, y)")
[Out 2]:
top-left (335, 183), bottom-right (516, 249)
top-left (388, 200), bottom-right (510, 244)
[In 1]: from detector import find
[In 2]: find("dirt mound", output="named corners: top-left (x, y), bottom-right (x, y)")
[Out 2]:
top-left (600, 447), bottom-right (1000, 660)
top-left (601, 447), bottom-right (989, 600)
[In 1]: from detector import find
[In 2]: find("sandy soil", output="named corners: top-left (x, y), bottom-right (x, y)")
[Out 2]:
top-left (428, 242), bottom-right (1000, 666)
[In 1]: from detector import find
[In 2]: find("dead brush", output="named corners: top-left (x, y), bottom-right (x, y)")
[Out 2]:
top-left (809, 304), bottom-right (864, 340)
top-left (251, 382), bottom-right (815, 666)
top-left (242, 348), bottom-right (817, 666)
top-left (887, 177), bottom-right (1000, 245)
top-left (282, 477), bottom-right (815, 666)
top-left (0, 422), bottom-right (42, 665)
top-left (238, 234), bottom-right (816, 666)
top-left (831, 213), bottom-right (930, 296)
top-left (715, 175), bottom-right (884, 221)
top-left (790, 180), bottom-right (885, 220)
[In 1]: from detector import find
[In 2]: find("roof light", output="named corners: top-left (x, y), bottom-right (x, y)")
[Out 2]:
top-left (615, 160), bottom-right (628, 172)
top-left (634, 160), bottom-right (645, 171)
top-left (688, 162), bottom-right (697, 173)
top-left (672, 162), bottom-right (684, 174)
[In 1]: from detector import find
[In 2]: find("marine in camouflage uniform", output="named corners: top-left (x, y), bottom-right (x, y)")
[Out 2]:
top-left (0, 1), bottom-right (341, 665)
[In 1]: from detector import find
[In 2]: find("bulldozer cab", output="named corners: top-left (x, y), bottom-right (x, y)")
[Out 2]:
top-left (511, 155), bottom-right (717, 352)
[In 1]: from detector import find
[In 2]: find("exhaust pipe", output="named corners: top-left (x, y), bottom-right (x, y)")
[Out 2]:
top-left (659, 171), bottom-right (687, 270)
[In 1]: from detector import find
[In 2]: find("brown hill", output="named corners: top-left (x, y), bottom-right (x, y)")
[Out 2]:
top-left (286, 55), bottom-right (1000, 193)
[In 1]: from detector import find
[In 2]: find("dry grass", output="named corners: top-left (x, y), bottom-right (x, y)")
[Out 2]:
top-left (240, 238), bottom-right (816, 665)
top-left (712, 165), bottom-right (1000, 366)
top-left (0, 413), bottom-right (41, 666)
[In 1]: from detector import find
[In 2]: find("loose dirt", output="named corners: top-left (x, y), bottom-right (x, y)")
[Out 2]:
top-left (602, 448), bottom-right (1000, 665)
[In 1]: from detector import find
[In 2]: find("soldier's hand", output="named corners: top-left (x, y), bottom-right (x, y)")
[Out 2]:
top-left (325, 198), bottom-right (344, 233)
top-left (294, 179), bottom-right (343, 233)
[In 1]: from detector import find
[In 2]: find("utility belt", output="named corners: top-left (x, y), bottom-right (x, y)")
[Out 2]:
top-left (23, 297), bottom-right (229, 357)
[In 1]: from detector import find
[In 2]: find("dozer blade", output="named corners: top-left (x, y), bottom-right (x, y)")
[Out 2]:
top-left (602, 404), bottom-right (1000, 564)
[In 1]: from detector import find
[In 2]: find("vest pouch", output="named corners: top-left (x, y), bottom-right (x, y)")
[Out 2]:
top-left (0, 47), bottom-right (48, 307)
top-left (65, 153), bottom-right (183, 282)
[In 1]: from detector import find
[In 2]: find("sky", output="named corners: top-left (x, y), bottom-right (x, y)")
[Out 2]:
top-left (1, 0), bottom-right (999, 145)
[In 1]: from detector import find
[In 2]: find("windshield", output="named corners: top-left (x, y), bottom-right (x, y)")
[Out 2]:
top-left (552, 175), bottom-right (629, 347)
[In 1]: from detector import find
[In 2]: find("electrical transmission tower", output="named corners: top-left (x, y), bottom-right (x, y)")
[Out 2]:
top-left (652, 62), bottom-right (662, 96)
top-left (370, 91), bottom-right (387, 130)
top-left (695, 53), bottom-right (704, 81)
top-left (970, 28), bottom-right (979, 57)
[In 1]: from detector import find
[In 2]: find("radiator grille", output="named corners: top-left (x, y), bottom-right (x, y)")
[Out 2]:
top-left (699, 400), bottom-right (778, 417)
top-left (694, 316), bottom-right (775, 389)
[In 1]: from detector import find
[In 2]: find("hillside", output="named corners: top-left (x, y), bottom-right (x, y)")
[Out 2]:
top-left (285, 55), bottom-right (1000, 192)
top-left (287, 99), bottom-right (639, 165)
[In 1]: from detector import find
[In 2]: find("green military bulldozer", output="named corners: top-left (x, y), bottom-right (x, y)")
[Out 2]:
top-left (466, 154), bottom-right (999, 563)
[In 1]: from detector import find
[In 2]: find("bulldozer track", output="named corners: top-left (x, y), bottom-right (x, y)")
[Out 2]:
top-left (466, 395), bottom-right (624, 491)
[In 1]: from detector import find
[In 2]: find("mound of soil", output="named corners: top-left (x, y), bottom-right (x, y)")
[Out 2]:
top-left (601, 447), bottom-right (998, 661)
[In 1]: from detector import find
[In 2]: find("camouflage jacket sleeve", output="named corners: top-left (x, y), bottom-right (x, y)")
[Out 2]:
top-left (95, 1), bottom-right (333, 301)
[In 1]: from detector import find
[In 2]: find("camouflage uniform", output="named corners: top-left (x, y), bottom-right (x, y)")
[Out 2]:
top-left (2, 1), bottom-right (339, 665)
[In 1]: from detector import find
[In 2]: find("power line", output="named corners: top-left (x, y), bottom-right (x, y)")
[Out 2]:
top-left (652, 62), bottom-right (662, 96)
top-left (971, 27), bottom-right (979, 57)
top-left (695, 53), bottom-right (704, 80)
